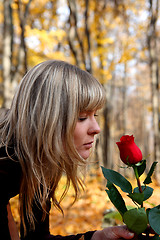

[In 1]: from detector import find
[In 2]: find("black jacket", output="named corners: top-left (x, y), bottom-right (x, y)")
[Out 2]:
top-left (0, 146), bottom-right (95, 240)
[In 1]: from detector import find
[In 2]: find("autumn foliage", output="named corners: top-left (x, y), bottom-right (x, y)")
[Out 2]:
top-left (10, 169), bottom-right (160, 236)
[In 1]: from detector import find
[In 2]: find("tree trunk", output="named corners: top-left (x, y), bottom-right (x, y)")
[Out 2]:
top-left (1, 0), bottom-right (31, 108)
top-left (147, 0), bottom-right (160, 183)
top-left (12, 0), bottom-right (32, 81)
top-left (2, 0), bottom-right (13, 108)
top-left (66, 0), bottom-right (92, 73)
top-left (66, 0), bottom-right (85, 67)
top-left (122, 63), bottom-right (127, 135)
top-left (84, 0), bottom-right (92, 73)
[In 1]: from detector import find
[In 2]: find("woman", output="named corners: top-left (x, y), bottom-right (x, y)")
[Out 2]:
top-left (0, 60), bottom-right (134, 240)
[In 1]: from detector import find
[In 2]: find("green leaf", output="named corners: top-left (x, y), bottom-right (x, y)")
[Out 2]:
top-left (148, 205), bottom-right (160, 235)
top-left (101, 166), bottom-right (132, 193)
top-left (143, 162), bottom-right (158, 184)
top-left (123, 208), bottom-right (148, 235)
top-left (128, 192), bottom-right (144, 205)
top-left (106, 180), bottom-right (127, 216)
top-left (136, 160), bottom-right (146, 177)
top-left (134, 186), bottom-right (153, 201)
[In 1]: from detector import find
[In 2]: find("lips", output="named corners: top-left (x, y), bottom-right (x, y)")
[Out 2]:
top-left (84, 141), bottom-right (94, 148)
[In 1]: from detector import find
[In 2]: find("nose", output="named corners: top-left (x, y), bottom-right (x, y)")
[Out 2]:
top-left (88, 118), bottom-right (101, 135)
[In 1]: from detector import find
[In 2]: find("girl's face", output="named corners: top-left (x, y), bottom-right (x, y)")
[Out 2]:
top-left (73, 110), bottom-right (101, 159)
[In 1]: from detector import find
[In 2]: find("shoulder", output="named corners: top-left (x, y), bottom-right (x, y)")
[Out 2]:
top-left (0, 145), bottom-right (22, 200)
top-left (0, 145), bottom-right (20, 171)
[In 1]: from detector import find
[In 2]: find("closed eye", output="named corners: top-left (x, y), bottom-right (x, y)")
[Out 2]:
top-left (78, 117), bottom-right (87, 121)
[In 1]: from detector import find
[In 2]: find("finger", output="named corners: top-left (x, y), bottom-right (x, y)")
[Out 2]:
top-left (103, 226), bottom-right (134, 239)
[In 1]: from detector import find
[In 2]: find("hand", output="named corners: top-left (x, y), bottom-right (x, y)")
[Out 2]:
top-left (91, 226), bottom-right (134, 240)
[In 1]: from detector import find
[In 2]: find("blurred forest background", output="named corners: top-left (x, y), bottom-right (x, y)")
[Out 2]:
top-left (0, 0), bottom-right (160, 235)
top-left (0, 0), bottom-right (160, 179)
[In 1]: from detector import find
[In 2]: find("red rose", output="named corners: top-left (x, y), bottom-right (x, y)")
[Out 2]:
top-left (116, 135), bottom-right (142, 165)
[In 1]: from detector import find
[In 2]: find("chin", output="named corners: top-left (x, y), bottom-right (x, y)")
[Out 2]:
top-left (83, 156), bottom-right (89, 160)
top-left (80, 152), bottom-right (90, 160)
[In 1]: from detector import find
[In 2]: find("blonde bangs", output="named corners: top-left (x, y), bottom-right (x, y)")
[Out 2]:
top-left (78, 72), bottom-right (106, 113)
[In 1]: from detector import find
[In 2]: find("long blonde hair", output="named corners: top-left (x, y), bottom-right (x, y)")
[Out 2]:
top-left (0, 60), bottom-right (106, 233)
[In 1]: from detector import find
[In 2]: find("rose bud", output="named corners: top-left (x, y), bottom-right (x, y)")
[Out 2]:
top-left (116, 135), bottom-right (143, 165)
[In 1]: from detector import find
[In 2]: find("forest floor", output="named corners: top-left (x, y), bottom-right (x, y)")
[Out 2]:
top-left (10, 168), bottom-right (160, 236)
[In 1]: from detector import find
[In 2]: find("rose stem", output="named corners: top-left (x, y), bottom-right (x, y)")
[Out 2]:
top-left (137, 177), bottom-right (143, 193)
top-left (133, 166), bottom-right (143, 207)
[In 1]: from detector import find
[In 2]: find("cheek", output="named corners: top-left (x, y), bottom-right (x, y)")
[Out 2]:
top-left (73, 129), bottom-right (81, 147)
top-left (73, 123), bottom-right (84, 148)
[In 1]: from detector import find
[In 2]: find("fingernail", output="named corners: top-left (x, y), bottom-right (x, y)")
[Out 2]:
top-left (128, 232), bottom-right (134, 237)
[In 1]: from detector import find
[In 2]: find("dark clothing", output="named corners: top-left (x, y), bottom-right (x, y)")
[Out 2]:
top-left (0, 146), bottom-right (95, 240)
top-left (0, 146), bottom-right (21, 239)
